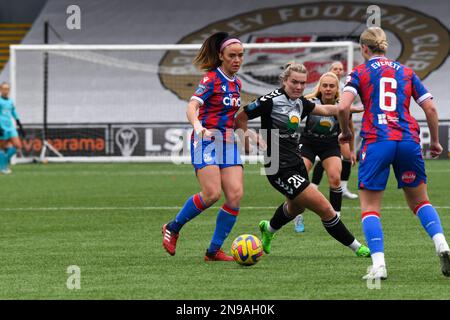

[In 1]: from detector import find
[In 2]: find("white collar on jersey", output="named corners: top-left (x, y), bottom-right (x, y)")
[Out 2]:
top-left (217, 67), bottom-right (236, 82)
top-left (369, 55), bottom-right (387, 61)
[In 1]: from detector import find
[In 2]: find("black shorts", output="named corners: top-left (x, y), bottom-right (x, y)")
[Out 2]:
top-left (266, 165), bottom-right (310, 200)
top-left (299, 139), bottom-right (341, 164)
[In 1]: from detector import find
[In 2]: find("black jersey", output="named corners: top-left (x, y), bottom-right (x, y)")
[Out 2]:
top-left (301, 97), bottom-right (340, 144)
top-left (243, 88), bottom-right (315, 169)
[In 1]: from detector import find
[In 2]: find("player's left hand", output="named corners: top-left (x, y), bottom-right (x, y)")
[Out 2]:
top-left (350, 152), bottom-right (357, 166)
top-left (338, 131), bottom-right (352, 144)
top-left (16, 119), bottom-right (26, 138)
top-left (430, 141), bottom-right (443, 159)
top-left (18, 127), bottom-right (26, 138)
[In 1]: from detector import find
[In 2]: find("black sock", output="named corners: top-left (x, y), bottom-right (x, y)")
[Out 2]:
top-left (341, 159), bottom-right (351, 181)
top-left (269, 203), bottom-right (294, 231)
top-left (311, 161), bottom-right (324, 185)
top-left (329, 186), bottom-right (343, 213)
top-left (322, 214), bottom-right (355, 246)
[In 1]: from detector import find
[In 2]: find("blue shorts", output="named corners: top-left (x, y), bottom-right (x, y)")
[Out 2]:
top-left (0, 128), bottom-right (18, 140)
top-left (358, 140), bottom-right (427, 190)
top-left (191, 138), bottom-right (242, 171)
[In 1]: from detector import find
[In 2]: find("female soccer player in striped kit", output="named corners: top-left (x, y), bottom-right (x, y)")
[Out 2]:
top-left (338, 27), bottom-right (450, 280)
top-left (162, 32), bottom-right (244, 261)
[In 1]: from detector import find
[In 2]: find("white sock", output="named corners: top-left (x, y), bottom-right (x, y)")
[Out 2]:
top-left (267, 222), bottom-right (277, 234)
top-left (432, 233), bottom-right (449, 253)
top-left (341, 180), bottom-right (348, 190)
top-left (348, 239), bottom-right (361, 252)
top-left (371, 252), bottom-right (386, 268)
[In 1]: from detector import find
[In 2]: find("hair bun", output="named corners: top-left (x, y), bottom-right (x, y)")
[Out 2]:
top-left (377, 39), bottom-right (388, 50)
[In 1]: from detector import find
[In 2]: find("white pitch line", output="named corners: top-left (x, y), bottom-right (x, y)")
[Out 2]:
top-left (1, 206), bottom-right (449, 212)
top-left (12, 170), bottom-right (264, 176)
top-left (12, 168), bottom-right (450, 177)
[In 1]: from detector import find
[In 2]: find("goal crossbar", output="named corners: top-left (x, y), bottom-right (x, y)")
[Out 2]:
top-left (9, 41), bottom-right (355, 163)
top-left (10, 41), bottom-right (354, 101)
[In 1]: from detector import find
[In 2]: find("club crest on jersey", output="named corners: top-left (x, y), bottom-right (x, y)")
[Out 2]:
top-left (286, 110), bottom-right (300, 133)
top-left (361, 152), bottom-right (366, 161)
top-left (202, 76), bottom-right (209, 84)
top-left (401, 171), bottom-right (416, 184)
top-left (345, 75), bottom-right (352, 85)
top-left (222, 85), bottom-right (227, 92)
top-left (203, 152), bottom-right (212, 163)
top-left (314, 116), bottom-right (334, 134)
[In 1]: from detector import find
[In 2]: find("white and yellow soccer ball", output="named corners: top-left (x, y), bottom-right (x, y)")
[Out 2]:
top-left (231, 234), bottom-right (263, 266)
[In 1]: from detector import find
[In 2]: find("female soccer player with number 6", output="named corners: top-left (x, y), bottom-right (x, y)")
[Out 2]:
top-left (338, 27), bottom-right (450, 280)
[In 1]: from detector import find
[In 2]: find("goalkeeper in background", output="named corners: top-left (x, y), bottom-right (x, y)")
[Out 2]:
top-left (0, 82), bottom-right (25, 174)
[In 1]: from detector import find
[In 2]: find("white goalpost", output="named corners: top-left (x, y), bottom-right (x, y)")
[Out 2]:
top-left (9, 41), bottom-right (355, 163)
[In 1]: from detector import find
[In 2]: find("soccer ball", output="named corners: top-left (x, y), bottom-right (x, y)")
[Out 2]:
top-left (231, 234), bottom-right (263, 266)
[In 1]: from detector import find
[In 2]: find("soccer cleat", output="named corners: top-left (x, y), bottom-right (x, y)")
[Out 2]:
top-left (162, 223), bottom-right (179, 256)
top-left (438, 250), bottom-right (450, 277)
top-left (342, 188), bottom-right (358, 199)
top-left (259, 220), bottom-right (275, 254)
top-left (294, 214), bottom-right (305, 233)
top-left (355, 245), bottom-right (371, 258)
top-left (204, 249), bottom-right (234, 261)
top-left (0, 168), bottom-right (11, 175)
top-left (362, 265), bottom-right (387, 280)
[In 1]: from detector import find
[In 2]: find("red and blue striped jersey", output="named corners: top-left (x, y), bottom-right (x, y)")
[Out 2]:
top-left (190, 67), bottom-right (241, 141)
top-left (344, 56), bottom-right (432, 144)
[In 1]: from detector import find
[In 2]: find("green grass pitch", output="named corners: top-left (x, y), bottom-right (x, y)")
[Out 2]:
top-left (0, 160), bottom-right (449, 299)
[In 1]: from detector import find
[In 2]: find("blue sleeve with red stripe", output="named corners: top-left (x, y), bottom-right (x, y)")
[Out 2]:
top-left (191, 73), bottom-right (215, 105)
top-left (343, 68), bottom-right (362, 97)
top-left (411, 72), bottom-right (432, 104)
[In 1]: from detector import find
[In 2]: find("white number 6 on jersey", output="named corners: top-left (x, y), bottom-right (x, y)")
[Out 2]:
top-left (379, 77), bottom-right (397, 111)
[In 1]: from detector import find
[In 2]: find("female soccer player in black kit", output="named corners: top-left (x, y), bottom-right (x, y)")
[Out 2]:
top-left (235, 62), bottom-right (370, 258)
top-left (293, 72), bottom-right (354, 232)
top-left (310, 61), bottom-right (359, 201)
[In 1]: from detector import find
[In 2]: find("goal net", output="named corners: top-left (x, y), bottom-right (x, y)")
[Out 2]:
top-left (10, 41), bottom-right (356, 163)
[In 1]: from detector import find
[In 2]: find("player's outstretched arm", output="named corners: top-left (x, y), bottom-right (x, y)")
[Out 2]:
top-left (311, 101), bottom-right (362, 118)
top-left (420, 98), bottom-right (442, 158)
top-left (310, 103), bottom-right (337, 116)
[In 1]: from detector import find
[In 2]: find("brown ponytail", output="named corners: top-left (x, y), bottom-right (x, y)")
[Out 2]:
top-left (193, 32), bottom-right (229, 71)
